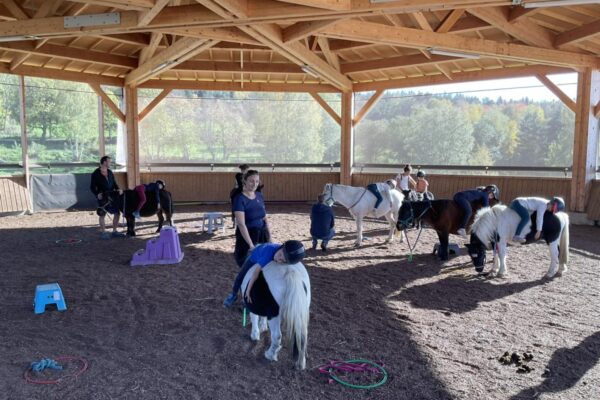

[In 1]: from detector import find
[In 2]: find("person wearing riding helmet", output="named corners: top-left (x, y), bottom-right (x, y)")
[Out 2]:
top-left (223, 240), bottom-right (306, 307)
top-left (415, 170), bottom-right (429, 198)
top-left (509, 196), bottom-right (566, 243)
top-left (132, 180), bottom-right (165, 219)
top-left (453, 185), bottom-right (499, 237)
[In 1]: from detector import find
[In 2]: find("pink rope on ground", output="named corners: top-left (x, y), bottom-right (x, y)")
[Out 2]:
top-left (24, 355), bottom-right (89, 385)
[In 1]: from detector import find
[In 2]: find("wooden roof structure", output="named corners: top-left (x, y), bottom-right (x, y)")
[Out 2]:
top-left (0, 0), bottom-right (599, 92)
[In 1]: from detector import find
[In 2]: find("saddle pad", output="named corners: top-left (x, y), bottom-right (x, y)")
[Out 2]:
top-left (243, 271), bottom-right (279, 319)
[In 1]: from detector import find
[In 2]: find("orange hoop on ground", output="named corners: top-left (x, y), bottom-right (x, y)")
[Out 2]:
top-left (24, 356), bottom-right (89, 385)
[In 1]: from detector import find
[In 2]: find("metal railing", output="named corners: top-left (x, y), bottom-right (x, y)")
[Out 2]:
top-left (142, 162), bottom-right (340, 172)
top-left (354, 163), bottom-right (575, 177)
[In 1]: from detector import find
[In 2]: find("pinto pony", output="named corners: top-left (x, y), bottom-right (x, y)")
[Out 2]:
top-left (242, 261), bottom-right (311, 370)
top-left (466, 205), bottom-right (570, 278)
top-left (396, 197), bottom-right (496, 260)
top-left (322, 183), bottom-right (404, 247)
top-left (98, 189), bottom-right (174, 236)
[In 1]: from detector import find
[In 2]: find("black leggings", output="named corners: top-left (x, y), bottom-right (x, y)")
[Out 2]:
top-left (234, 225), bottom-right (270, 267)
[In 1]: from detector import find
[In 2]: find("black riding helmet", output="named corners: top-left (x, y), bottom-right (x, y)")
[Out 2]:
top-left (282, 240), bottom-right (305, 264)
top-left (417, 170), bottom-right (426, 178)
top-left (485, 184), bottom-right (500, 200)
top-left (156, 179), bottom-right (165, 189)
top-left (549, 196), bottom-right (566, 212)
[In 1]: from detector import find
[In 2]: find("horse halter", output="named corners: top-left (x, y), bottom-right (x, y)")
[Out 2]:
top-left (324, 184), bottom-right (336, 206)
top-left (399, 199), bottom-right (432, 229)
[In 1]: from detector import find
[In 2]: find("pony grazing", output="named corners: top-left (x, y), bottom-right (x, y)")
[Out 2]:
top-left (396, 197), bottom-right (495, 261)
top-left (322, 183), bottom-right (404, 246)
top-left (98, 189), bottom-right (174, 236)
top-left (466, 205), bottom-right (570, 278)
top-left (242, 261), bottom-right (311, 370)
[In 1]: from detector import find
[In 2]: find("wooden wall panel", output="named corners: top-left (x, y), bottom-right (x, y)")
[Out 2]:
top-left (0, 176), bottom-right (29, 213)
top-left (139, 172), bottom-right (340, 202)
top-left (352, 173), bottom-right (572, 209)
top-left (586, 180), bottom-right (600, 221)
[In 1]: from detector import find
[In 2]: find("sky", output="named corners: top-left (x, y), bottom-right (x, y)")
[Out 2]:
top-left (387, 73), bottom-right (578, 102)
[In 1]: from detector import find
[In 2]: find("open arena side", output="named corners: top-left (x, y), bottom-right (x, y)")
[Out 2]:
top-left (1, 204), bottom-right (599, 400)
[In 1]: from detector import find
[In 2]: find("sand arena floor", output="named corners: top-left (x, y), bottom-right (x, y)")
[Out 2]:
top-left (1, 204), bottom-right (599, 400)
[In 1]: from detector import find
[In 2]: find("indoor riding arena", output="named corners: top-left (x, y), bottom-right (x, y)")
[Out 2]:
top-left (1, 1), bottom-right (600, 399)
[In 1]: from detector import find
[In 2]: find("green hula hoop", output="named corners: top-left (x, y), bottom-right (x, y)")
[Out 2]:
top-left (327, 359), bottom-right (388, 389)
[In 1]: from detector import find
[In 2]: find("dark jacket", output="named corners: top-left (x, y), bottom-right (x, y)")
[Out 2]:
top-left (310, 203), bottom-right (335, 238)
top-left (90, 168), bottom-right (119, 197)
top-left (453, 189), bottom-right (489, 207)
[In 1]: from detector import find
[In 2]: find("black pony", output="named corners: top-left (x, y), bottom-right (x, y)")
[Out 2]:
top-left (396, 198), bottom-right (498, 261)
top-left (98, 189), bottom-right (174, 236)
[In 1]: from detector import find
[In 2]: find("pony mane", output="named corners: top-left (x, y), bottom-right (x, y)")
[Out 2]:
top-left (471, 204), bottom-right (507, 245)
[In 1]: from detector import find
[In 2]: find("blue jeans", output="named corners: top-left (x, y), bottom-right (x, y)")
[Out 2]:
top-left (510, 200), bottom-right (530, 236)
top-left (312, 228), bottom-right (335, 248)
top-left (231, 256), bottom-right (256, 295)
top-left (367, 184), bottom-right (383, 208)
top-left (453, 194), bottom-right (472, 230)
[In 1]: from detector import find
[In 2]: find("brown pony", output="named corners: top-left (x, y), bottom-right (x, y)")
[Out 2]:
top-left (396, 198), bottom-right (499, 260)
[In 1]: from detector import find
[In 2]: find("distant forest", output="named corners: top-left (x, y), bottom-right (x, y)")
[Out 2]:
top-left (0, 75), bottom-right (574, 168)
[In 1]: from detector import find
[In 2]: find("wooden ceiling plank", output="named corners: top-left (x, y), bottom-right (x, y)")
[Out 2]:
top-left (2, 64), bottom-right (124, 86)
top-left (309, 92), bottom-right (341, 124)
top-left (89, 82), bottom-right (126, 122)
top-left (555, 19), bottom-right (600, 48)
top-left (535, 73), bottom-right (577, 112)
top-left (282, 19), bottom-right (339, 43)
top-left (65, 0), bottom-right (153, 11)
top-left (508, 6), bottom-right (537, 22)
top-left (175, 59), bottom-right (301, 73)
top-left (436, 9), bottom-right (464, 33)
top-left (138, 0), bottom-right (170, 27)
top-left (467, 6), bottom-right (554, 48)
top-left (323, 20), bottom-right (599, 68)
top-left (352, 89), bottom-right (383, 126)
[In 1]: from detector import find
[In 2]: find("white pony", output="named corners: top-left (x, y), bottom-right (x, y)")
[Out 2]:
top-left (322, 183), bottom-right (404, 246)
top-left (466, 205), bottom-right (570, 278)
top-left (242, 261), bottom-right (311, 370)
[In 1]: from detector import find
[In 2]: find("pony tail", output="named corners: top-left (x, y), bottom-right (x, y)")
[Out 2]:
top-left (559, 214), bottom-right (570, 266)
top-left (280, 267), bottom-right (310, 367)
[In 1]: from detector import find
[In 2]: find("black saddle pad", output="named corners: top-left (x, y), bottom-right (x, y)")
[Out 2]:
top-left (526, 211), bottom-right (561, 244)
top-left (244, 271), bottom-right (279, 319)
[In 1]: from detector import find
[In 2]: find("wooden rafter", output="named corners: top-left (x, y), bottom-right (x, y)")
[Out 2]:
top-left (138, 0), bottom-right (170, 27)
top-left (535, 74), bottom-right (577, 112)
top-left (555, 19), bottom-right (600, 48)
top-left (352, 89), bottom-right (383, 126)
top-left (309, 92), bottom-right (341, 124)
top-left (139, 79), bottom-right (339, 92)
top-left (282, 19), bottom-right (340, 43)
top-left (274, 0), bottom-right (351, 11)
top-left (436, 9), bottom-right (464, 33)
top-left (508, 6), bottom-right (537, 22)
top-left (2, 0), bottom-right (30, 19)
top-left (467, 6), bottom-right (554, 49)
top-left (341, 53), bottom-right (456, 75)
top-left (316, 36), bottom-right (340, 71)
top-left (138, 32), bottom-right (162, 64)
top-left (138, 88), bottom-right (172, 121)
top-left (125, 38), bottom-right (219, 86)
top-left (89, 83), bottom-right (126, 122)
top-left (322, 20), bottom-right (600, 68)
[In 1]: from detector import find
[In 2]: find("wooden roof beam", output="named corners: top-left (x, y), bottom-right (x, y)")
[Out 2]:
top-left (467, 6), bottom-right (554, 48)
top-left (2, 0), bottom-right (30, 19)
top-left (508, 6), bottom-right (537, 22)
top-left (125, 38), bottom-right (219, 86)
top-left (138, 88), bottom-right (171, 121)
top-left (2, 64), bottom-right (124, 86)
top-left (309, 92), bottom-right (341, 124)
top-left (352, 89), bottom-right (383, 126)
top-left (555, 19), bottom-right (600, 48)
top-left (138, 32), bottom-right (162, 64)
top-left (138, 0), bottom-right (170, 27)
top-left (353, 65), bottom-right (573, 92)
top-left (174, 59), bottom-right (302, 73)
top-left (274, 0), bottom-right (350, 11)
top-left (66, 0), bottom-right (154, 11)
top-left (535, 74), bottom-right (576, 112)
top-left (316, 36), bottom-right (340, 71)
top-left (341, 53), bottom-right (456, 74)
top-left (322, 20), bottom-right (600, 68)
top-left (436, 9), bottom-right (464, 33)
top-left (89, 83), bottom-right (126, 122)
top-left (282, 19), bottom-right (340, 43)
top-left (139, 79), bottom-right (339, 92)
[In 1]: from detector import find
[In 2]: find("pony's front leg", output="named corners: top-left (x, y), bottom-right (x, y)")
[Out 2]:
top-left (250, 313), bottom-right (261, 341)
top-left (491, 245), bottom-right (500, 275)
top-left (354, 218), bottom-right (363, 247)
top-left (496, 241), bottom-right (508, 277)
top-left (385, 212), bottom-right (395, 243)
top-left (546, 241), bottom-right (560, 278)
top-left (264, 316), bottom-right (282, 362)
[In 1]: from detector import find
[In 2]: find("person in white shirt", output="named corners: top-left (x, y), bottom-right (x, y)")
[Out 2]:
top-left (395, 164), bottom-right (416, 197)
top-left (509, 196), bottom-right (555, 243)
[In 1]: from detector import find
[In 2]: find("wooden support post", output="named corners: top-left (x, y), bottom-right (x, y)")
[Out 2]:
top-left (571, 69), bottom-right (600, 212)
top-left (98, 95), bottom-right (105, 157)
top-left (340, 91), bottom-right (353, 185)
top-left (125, 86), bottom-right (140, 188)
top-left (18, 75), bottom-right (31, 211)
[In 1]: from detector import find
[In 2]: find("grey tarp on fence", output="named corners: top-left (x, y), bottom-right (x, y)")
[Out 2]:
top-left (31, 174), bottom-right (96, 212)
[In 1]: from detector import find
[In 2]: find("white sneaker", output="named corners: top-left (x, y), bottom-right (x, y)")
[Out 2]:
top-left (512, 235), bottom-right (526, 243)
top-left (457, 228), bottom-right (467, 237)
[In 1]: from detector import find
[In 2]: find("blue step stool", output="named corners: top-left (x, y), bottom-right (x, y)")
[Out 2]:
top-left (34, 283), bottom-right (67, 314)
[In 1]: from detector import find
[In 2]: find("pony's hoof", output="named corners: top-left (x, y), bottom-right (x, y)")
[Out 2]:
top-left (353, 243), bottom-right (361, 248)
top-left (265, 350), bottom-right (278, 362)
top-left (250, 331), bottom-right (260, 341)
top-left (544, 272), bottom-right (557, 279)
